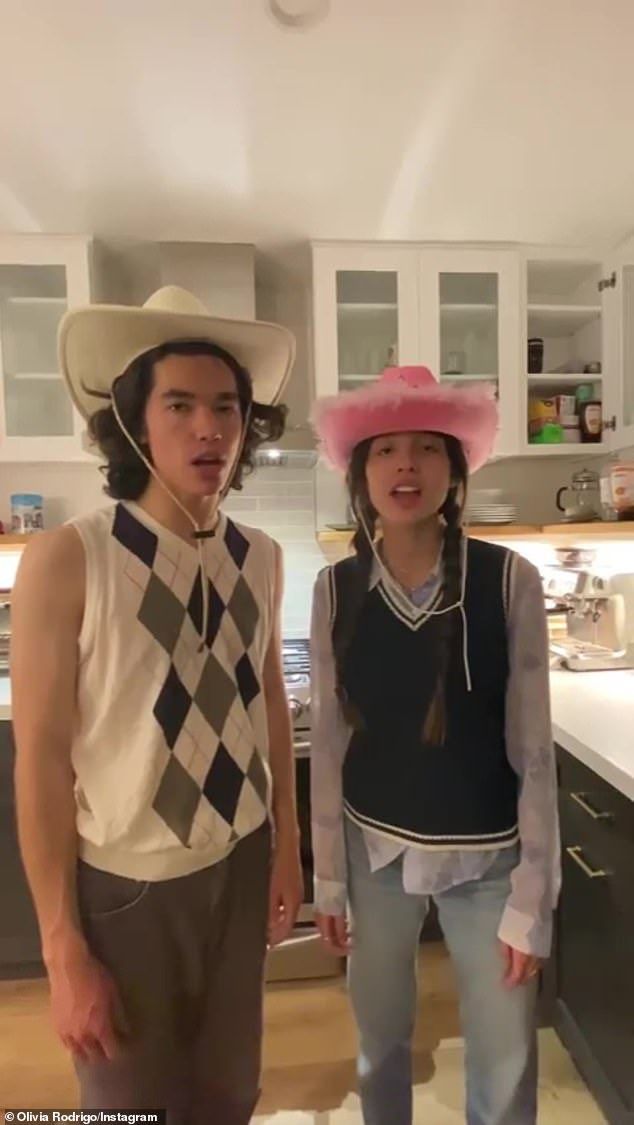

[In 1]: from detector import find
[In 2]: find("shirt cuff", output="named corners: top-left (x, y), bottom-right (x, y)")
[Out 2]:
top-left (314, 877), bottom-right (347, 916)
top-left (498, 902), bottom-right (553, 958)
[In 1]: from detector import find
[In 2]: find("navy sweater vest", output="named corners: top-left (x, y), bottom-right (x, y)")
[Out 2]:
top-left (330, 539), bottom-right (519, 849)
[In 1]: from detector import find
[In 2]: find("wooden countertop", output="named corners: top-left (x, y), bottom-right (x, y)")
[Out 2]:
top-left (318, 521), bottom-right (634, 543)
top-left (0, 535), bottom-right (31, 549)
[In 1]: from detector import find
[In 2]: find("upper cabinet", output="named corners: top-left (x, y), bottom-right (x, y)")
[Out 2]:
top-left (0, 235), bottom-right (92, 462)
top-left (312, 242), bottom-right (519, 460)
top-left (312, 240), bottom-right (633, 465)
top-left (418, 248), bottom-right (521, 458)
top-left (521, 250), bottom-right (610, 458)
top-left (312, 244), bottom-right (421, 396)
top-left (602, 235), bottom-right (634, 451)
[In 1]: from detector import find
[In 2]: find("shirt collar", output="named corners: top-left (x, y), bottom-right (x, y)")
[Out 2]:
top-left (369, 545), bottom-right (442, 594)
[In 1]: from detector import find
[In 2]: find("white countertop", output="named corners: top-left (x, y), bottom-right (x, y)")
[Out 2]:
top-left (549, 668), bottom-right (634, 801)
top-left (1, 668), bottom-right (633, 800)
top-left (0, 674), bottom-right (9, 721)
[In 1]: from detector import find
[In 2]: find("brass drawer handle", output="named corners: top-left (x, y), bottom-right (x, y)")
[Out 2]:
top-left (566, 846), bottom-right (608, 880)
top-left (570, 792), bottom-right (613, 821)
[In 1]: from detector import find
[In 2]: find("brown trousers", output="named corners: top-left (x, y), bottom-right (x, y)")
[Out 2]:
top-left (74, 821), bottom-right (272, 1124)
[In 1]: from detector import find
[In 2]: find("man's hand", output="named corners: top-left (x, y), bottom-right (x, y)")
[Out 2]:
top-left (48, 944), bottom-right (128, 1063)
top-left (315, 912), bottom-right (353, 957)
top-left (499, 941), bottom-right (544, 989)
top-left (268, 832), bottom-right (303, 947)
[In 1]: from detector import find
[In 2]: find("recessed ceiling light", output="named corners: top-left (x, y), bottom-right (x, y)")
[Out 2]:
top-left (268, 0), bottom-right (330, 29)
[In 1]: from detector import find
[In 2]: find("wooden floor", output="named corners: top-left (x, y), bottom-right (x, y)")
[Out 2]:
top-left (259, 943), bottom-right (459, 1114)
top-left (0, 944), bottom-right (457, 1112)
top-left (0, 945), bottom-right (603, 1122)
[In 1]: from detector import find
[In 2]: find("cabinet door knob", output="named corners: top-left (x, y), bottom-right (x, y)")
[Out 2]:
top-left (570, 791), bottom-right (614, 821)
top-left (566, 846), bottom-right (608, 879)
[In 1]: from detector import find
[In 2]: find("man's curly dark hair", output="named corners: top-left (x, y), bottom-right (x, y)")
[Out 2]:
top-left (86, 339), bottom-right (288, 500)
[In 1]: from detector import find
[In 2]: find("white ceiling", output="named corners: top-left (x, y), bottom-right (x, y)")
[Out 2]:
top-left (2, 0), bottom-right (634, 252)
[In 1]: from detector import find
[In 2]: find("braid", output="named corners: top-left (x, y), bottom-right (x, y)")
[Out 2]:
top-left (332, 448), bottom-right (376, 729)
top-left (422, 488), bottom-right (464, 745)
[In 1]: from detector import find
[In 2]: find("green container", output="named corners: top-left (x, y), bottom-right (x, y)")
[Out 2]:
top-left (529, 422), bottom-right (564, 445)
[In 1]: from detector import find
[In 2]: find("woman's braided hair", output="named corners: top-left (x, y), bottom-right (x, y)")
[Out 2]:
top-left (339, 433), bottom-right (468, 745)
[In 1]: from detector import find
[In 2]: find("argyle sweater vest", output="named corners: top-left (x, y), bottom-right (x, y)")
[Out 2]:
top-left (69, 501), bottom-right (276, 880)
top-left (331, 539), bottom-right (519, 850)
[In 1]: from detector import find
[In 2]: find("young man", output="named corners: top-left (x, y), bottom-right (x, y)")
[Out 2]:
top-left (10, 286), bottom-right (303, 1123)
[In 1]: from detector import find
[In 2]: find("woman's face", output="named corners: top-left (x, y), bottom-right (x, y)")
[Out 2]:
top-left (364, 431), bottom-right (452, 526)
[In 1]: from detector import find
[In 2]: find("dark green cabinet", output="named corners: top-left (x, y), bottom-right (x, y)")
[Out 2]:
top-left (554, 745), bottom-right (634, 1125)
top-left (0, 721), bottom-right (44, 978)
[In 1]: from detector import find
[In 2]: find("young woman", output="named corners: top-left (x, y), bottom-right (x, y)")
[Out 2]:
top-left (309, 365), bottom-right (560, 1125)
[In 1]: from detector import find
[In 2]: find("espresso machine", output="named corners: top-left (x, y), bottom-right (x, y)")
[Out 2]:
top-left (543, 566), bottom-right (634, 671)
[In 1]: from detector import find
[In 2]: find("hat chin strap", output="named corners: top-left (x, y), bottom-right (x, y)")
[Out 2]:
top-left (111, 388), bottom-right (251, 653)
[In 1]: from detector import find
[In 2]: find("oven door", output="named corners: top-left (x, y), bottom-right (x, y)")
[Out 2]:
top-left (265, 729), bottom-right (342, 982)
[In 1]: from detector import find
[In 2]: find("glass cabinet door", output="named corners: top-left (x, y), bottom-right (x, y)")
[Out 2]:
top-left (336, 270), bottom-right (399, 389)
top-left (419, 250), bottom-right (521, 457)
top-left (438, 271), bottom-right (499, 381)
top-left (0, 264), bottom-right (74, 438)
top-left (312, 245), bottom-right (420, 399)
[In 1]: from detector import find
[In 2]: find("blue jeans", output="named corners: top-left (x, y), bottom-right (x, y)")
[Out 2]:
top-left (345, 819), bottom-right (538, 1125)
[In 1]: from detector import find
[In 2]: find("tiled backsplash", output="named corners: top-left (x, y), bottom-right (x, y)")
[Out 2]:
top-left (3, 445), bottom-right (633, 638)
top-left (0, 462), bottom-right (324, 639)
top-left (223, 466), bottom-right (324, 637)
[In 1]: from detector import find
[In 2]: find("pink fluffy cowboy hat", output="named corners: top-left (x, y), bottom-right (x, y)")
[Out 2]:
top-left (311, 366), bottom-right (498, 473)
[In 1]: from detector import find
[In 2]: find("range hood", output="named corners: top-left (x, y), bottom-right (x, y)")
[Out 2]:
top-left (255, 449), bottom-right (317, 468)
top-left (255, 420), bottom-right (317, 468)
top-left (255, 423), bottom-right (317, 468)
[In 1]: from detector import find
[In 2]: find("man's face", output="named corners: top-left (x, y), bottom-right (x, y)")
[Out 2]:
top-left (143, 352), bottom-right (244, 499)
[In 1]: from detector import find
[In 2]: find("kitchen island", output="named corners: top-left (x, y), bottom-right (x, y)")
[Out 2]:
top-left (549, 668), bottom-right (634, 1125)
top-left (550, 667), bottom-right (634, 800)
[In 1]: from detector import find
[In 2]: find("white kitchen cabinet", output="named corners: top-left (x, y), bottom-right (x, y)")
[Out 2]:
top-left (0, 235), bottom-right (92, 462)
top-left (312, 242), bottom-right (520, 459)
top-left (418, 248), bottom-right (521, 458)
top-left (601, 234), bottom-right (634, 452)
top-left (312, 240), bottom-right (633, 465)
top-left (520, 248), bottom-right (612, 458)
top-left (312, 243), bottom-right (421, 397)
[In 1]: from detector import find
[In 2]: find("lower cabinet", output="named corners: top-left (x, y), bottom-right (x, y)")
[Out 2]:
top-left (0, 721), bottom-right (44, 979)
top-left (554, 744), bottom-right (634, 1124)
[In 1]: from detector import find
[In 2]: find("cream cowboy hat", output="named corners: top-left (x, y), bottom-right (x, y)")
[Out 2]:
top-left (58, 285), bottom-right (296, 421)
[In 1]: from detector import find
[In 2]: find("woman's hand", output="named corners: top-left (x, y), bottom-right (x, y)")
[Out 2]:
top-left (315, 911), bottom-right (353, 956)
top-left (499, 941), bottom-right (544, 988)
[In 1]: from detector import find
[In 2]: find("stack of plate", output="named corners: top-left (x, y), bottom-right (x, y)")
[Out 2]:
top-left (466, 489), bottom-right (518, 525)
top-left (467, 503), bottom-right (518, 524)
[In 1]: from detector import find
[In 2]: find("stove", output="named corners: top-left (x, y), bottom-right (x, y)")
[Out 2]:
top-left (282, 637), bottom-right (310, 686)
top-left (268, 637), bottom-right (340, 983)
top-left (282, 639), bottom-right (311, 751)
